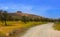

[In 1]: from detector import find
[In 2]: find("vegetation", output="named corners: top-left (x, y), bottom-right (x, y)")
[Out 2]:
top-left (0, 21), bottom-right (46, 37)
top-left (53, 22), bottom-right (60, 30)
top-left (21, 16), bottom-right (29, 23)
top-left (53, 19), bottom-right (60, 30)
top-left (0, 10), bottom-right (9, 26)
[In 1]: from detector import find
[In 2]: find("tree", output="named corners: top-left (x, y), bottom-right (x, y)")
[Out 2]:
top-left (8, 15), bottom-right (14, 21)
top-left (0, 10), bottom-right (5, 23)
top-left (29, 18), bottom-right (33, 21)
top-left (0, 10), bottom-right (3, 21)
top-left (21, 16), bottom-right (28, 23)
top-left (3, 11), bottom-right (8, 26)
top-left (34, 17), bottom-right (40, 22)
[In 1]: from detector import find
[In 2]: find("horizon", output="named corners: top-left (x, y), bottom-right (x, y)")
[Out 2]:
top-left (0, 0), bottom-right (60, 19)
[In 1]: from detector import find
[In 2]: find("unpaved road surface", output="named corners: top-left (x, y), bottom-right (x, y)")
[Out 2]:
top-left (21, 23), bottom-right (60, 37)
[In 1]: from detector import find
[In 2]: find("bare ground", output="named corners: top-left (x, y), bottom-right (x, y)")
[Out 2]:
top-left (21, 23), bottom-right (60, 37)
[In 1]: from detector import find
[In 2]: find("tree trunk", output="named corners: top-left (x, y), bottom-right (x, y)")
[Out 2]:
top-left (5, 18), bottom-right (7, 26)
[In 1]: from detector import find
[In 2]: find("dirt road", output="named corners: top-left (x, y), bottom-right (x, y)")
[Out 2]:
top-left (21, 23), bottom-right (60, 37)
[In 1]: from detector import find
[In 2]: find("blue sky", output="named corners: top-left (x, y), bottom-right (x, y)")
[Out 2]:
top-left (0, 0), bottom-right (60, 18)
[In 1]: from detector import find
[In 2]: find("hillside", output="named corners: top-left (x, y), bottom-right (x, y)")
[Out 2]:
top-left (8, 11), bottom-right (44, 19)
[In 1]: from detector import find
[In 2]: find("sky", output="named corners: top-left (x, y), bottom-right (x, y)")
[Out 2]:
top-left (0, 0), bottom-right (60, 18)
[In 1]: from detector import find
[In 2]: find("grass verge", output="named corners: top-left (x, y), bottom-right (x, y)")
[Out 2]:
top-left (53, 22), bottom-right (60, 30)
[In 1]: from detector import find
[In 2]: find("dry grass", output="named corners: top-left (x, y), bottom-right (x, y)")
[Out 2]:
top-left (0, 21), bottom-right (24, 34)
top-left (53, 22), bottom-right (60, 30)
top-left (0, 21), bottom-right (46, 37)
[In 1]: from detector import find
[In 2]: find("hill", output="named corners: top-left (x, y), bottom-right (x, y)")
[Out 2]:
top-left (8, 11), bottom-right (44, 20)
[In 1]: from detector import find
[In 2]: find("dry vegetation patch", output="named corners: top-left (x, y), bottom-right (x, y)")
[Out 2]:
top-left (0, 21), bottom-right (46, 37)
top-left (53, 22), bottom-right (60, 30)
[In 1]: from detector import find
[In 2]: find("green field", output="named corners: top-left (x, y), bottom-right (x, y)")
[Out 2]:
top-left (0, 21), bottom-right (46, 37)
